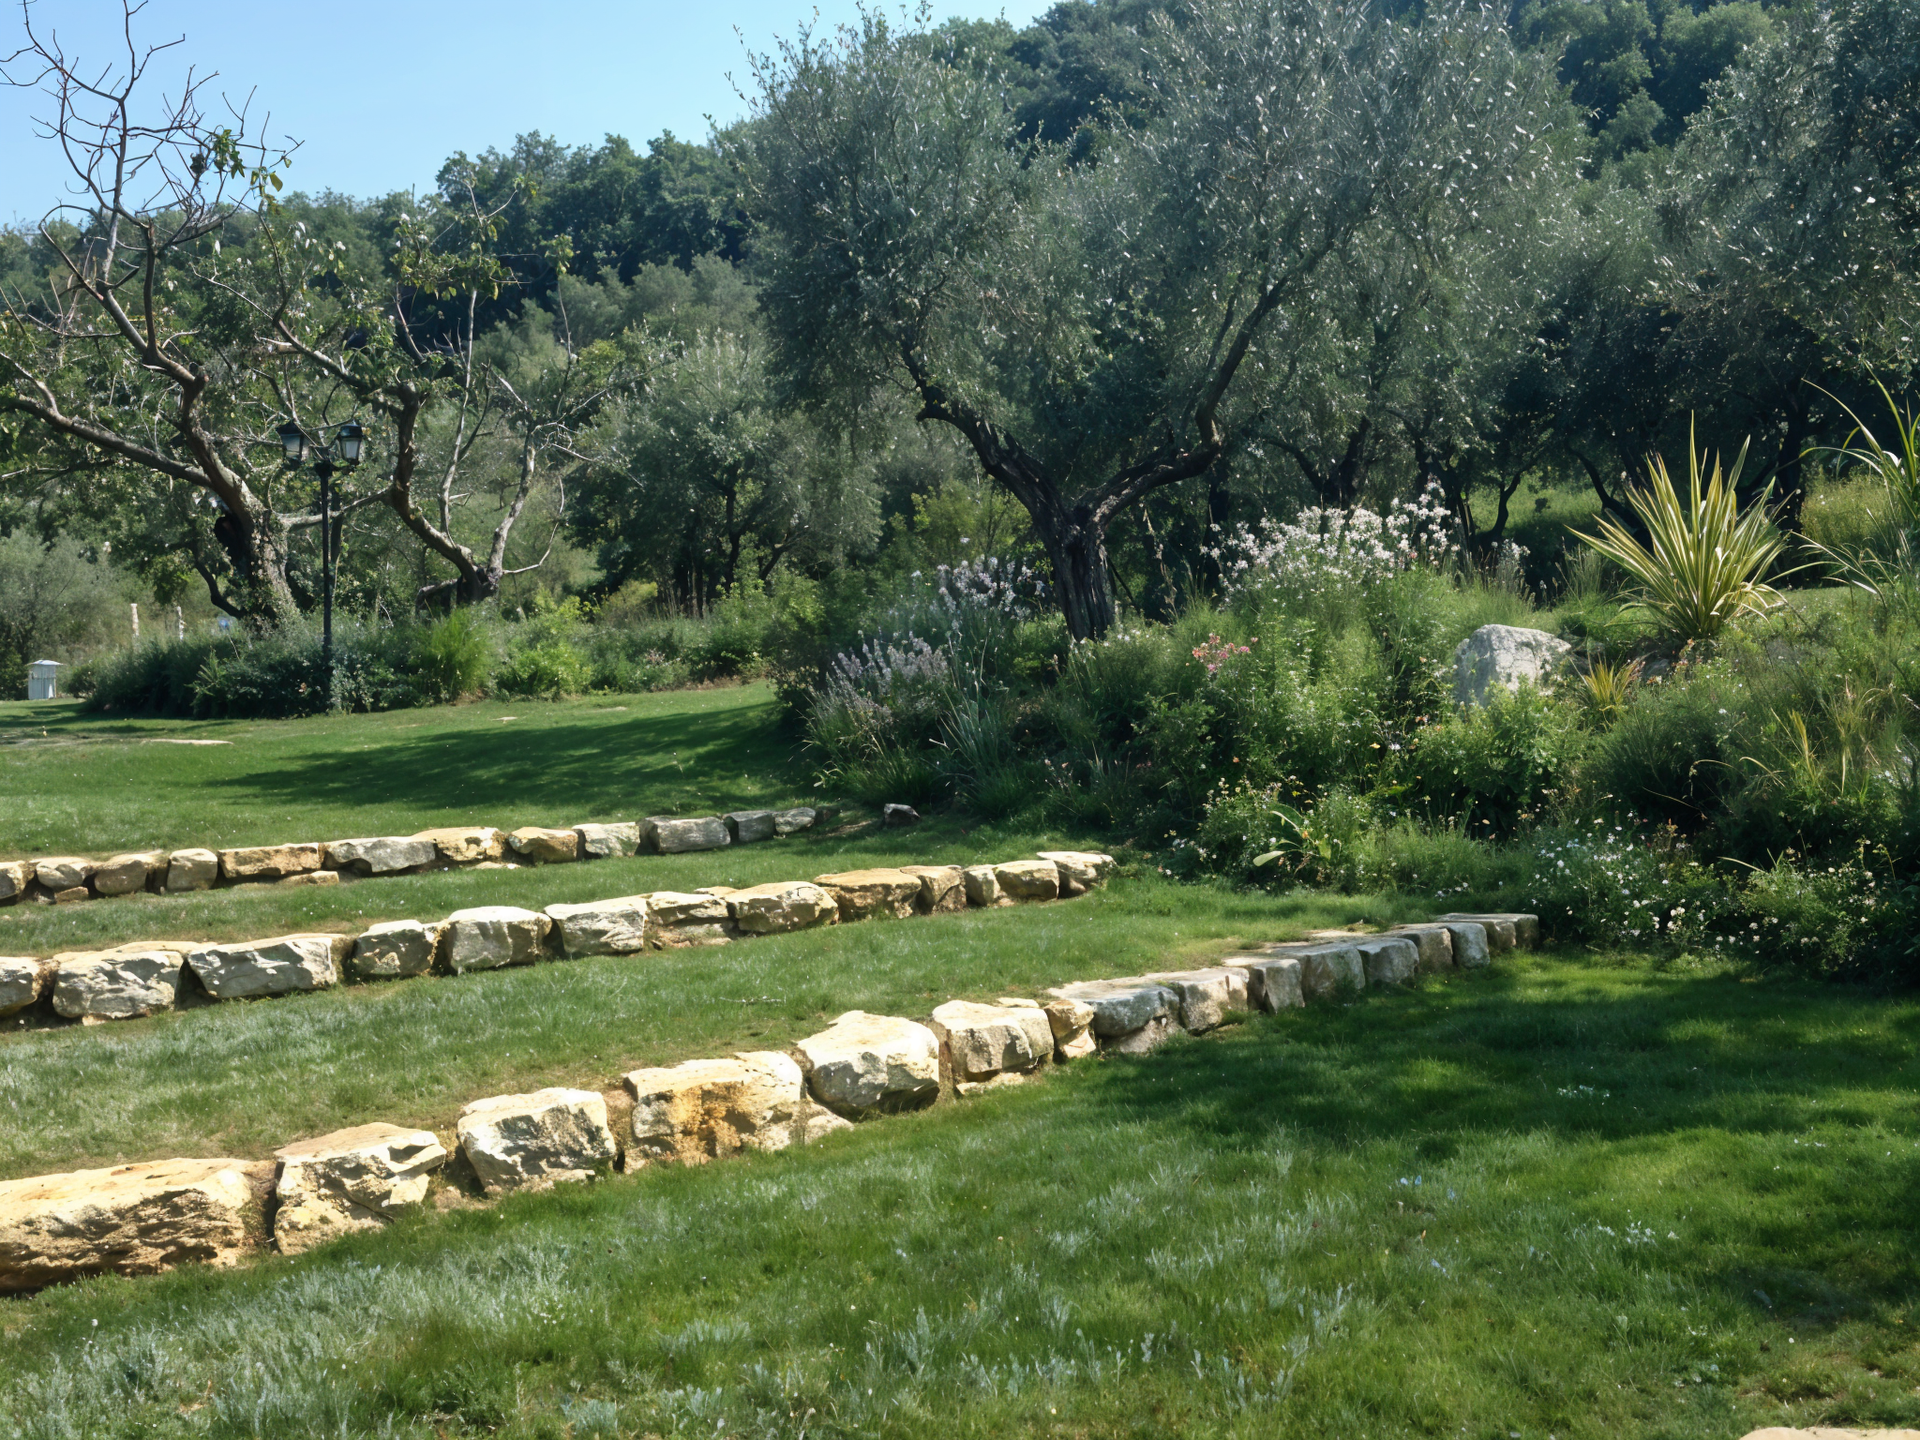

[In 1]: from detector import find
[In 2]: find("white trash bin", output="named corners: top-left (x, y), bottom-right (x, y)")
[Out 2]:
top-left (26, 660), bottom-right (61, 700)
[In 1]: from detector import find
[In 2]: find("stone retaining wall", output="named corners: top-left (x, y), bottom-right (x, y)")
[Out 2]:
top-left (0, 880), bottom-right (1538, 1290)
top-left (0, 808), bottom-right (821, 909)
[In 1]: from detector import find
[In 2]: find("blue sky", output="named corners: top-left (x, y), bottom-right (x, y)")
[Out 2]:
top-left (1, 0), bottom-right (1051, 223)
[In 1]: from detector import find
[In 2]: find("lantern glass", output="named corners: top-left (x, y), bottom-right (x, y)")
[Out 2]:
top-left (276, 422), bottom-right (306, 464)
top-left (335, 421), bottom-right (365, 465)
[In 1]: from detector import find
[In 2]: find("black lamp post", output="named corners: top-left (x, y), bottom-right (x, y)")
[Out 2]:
top-left (276, 419), bottom-right (366, 705)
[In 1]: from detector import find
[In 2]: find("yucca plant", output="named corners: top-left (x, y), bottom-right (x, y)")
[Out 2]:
top-left (1573, 423), bottom-right (1793, 642)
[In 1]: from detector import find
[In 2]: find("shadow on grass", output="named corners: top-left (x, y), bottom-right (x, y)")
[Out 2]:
top-left (1091, 956), bottom-right (1920, 1321)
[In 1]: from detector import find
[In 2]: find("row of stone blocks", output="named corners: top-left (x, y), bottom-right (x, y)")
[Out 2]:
top-left (0, 853), bottom-right (1106, 1024)
top-left (0, 905), bottom-right (1532, 1291)
top-left (0, 809), bottom-right (820, 907)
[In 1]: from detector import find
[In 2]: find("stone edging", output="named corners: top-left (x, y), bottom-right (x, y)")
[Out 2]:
top-left (0, 808), bottom-right (819, 908)
top-left (0, 901), bottom-right (1537, 1291)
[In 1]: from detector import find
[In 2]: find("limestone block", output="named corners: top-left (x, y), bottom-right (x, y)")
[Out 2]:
top-left (1231, 954), bottom-right (1304, 1011)
top-left (277, 871), bottom-right (339, 888)
top-left (963, 864), bottom-right (1009, 907)
top-left (1142, 967), bottom-right (1251, 1033)
top-left (724, 810), bottom-right (778, 844)
top-left (1290, 942), bottom-right (1365, 1001)
top-left (166, 848), bottom-right (219, 892)
top-left (349, 920), bottom-right (443, 980)
top-left (793, 1011), bottom-right (941, 1118)
top-left (646, 816), bottom-right (731, 854)
top-left (442, 907), bottom-right (551, 972)
top-left (51, 887), bottom-right (89, 904)
top-left (1452, 624), bottom-right (1573, 708)
top-left (34, 857), bottom-right (93, 892)
top-left (219, 843), bottom-right (321, 882)
top-left (1436, 920), bottom-right (1491, 969)
top-left (994, 859), bottom-right (1061, 902)
top-left (901, 865), bottom-right (967, 914)
top-left (0, 1157), bottom-right (266, 1291)
top-left (323, 836), bottom-right (437, 875)
top-left (1437, 912), bottom-right (1534, 951)
top-left (93, 851), bottom-right (166, 896)
top-left (1388, 924), bottom-right (1456, 972)
top-left (456, 1087), bottom-right (617, 1194)
top-left (51, 946), bottom-right (188, 1021)
top-left (507, 826), bottom-right (580, 864)
top-left (0, 957), bottom-right (50, 1017)
top-left (772, 807), bottom-right (818, 836)
top-left (930, 1000), bottom-right (1055, 1087)
top-left (544, 896), bottom-right (650, 958)
top-left (1037, 850), bottom-right (1116, 897)
top-left (0, 861), bottom-right (31, 901)
top-left (812, 868), bottom-right (923, 921)
top-left (642, 891), bottom-right (735, 947)
top-left (1103, 1014), bottom-right (1178, 1053)
top-left (574, 822), bottom-right (641, 859)
top-left (1041, 997), bottom-right (1097, 1059)
top-left (1045, 978), bottom-right (1178, 1044)
top-left (273, 1123), bottom-right (447, 1255)
top-left (412, 826), bottom-right (506, 864)
top-left (1355, 936), bottom-right (1420, 987)
top-left (623, 1050), bottom-right (806, 1166)
top-left (187, 933), bottom-right (348, 1000)
top-left (726, 881), bottom-right (838, 935)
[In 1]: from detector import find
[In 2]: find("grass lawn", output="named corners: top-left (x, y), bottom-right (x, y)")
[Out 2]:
top-left (2, 947), bottom-right (1915, 1439)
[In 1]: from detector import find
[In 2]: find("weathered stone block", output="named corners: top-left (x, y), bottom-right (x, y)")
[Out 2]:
top-left (793, 1011), bottom-right (940, 1118)
top-left (1355, 936), bottom-right (1420, 987)
top-left (1037, 850), bottom-right (1115, 897)
top-left (962, 864), bottom-right (1008, 907)
top-left (812, 869), bottom-right (923, 921)
top-left (772, 807), bottom-right (818, 835)
top-left (51, 886), bottom-right (89, 904)
top-left (1045, 978), bottom-right (1178, 1042)
top-left (0, 861), bottom-right (31, 902)
top-left (276, 871), bottom-right (339, 888)
top-left (726, 881), bottom-right (838, 935)
top-left (994, 859), bottom-right (1061, 902)
top-left (1388, 924), bottom-right (1456, 972)
top-left (623, 1051), bottom-right (807, 1167)
top-left (187, 934), bottom-right (348, 1000)
top-left (219, 843), bottom-right (321, 882)
top-left (1437, 912), bottom-right (1534, 951)
top-left (51, 945), bottom-right (191, 1021)
top-left (1436, 921), bottom-right (1491, 968)
top-left (273, 1123), bottom-right (447, 1255)
top-left (323, 836), bottom-right (437, 875)
top-left (442, 907), bottom-right (551, 972)
top-left (544, 897), bottom-right (649, 957)
top-left (456, 1088), bottom-right (617, 1194)
top-left (930, 1000), bottom-right (1055, 1088)
top-left (1452, 624), bottom-right (1573, 708)
top-left (93, 851), bottom-right (166, 896)
top-left (1039, 997), bottom-right (1097, 1059)
top-left (34, 857), bottom-right (92, 891)
top-left (901, 865), bottom-right (967, 914)
top-left (349, 920), bottom-right (443, 980)
top-left (1142, 967), bottom-right (1251, 1033)
top-left (573, 822), bottom-right (641, 859)
top-left (0, 1157), bottom-right (266, 1291)
top-left (641, 891), bottom-right (735, 947)
top-left (646, 816), bottom-right (731, 854)
top-left (723, 810), bottom-right (778, 844)
top-left (0, 957), bottom-right (49, 1017)
top-left (412, 826), bottom-right (506, 864)
top-left (166, 848), bottom-right (219, 892)
top-left (507, 826), bottom-right (580, 864)
top-left (1282, 942), bottom-right (1365, 1001)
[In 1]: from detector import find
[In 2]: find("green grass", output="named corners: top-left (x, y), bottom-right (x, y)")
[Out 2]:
top-left (3, 948), bottom-right (1916, 1439)
top-left (0, 685), bottom-right (803, 858)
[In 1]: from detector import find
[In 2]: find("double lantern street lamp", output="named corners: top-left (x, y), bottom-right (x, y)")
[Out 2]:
top-left (276, 420), bottom-right (365, 703)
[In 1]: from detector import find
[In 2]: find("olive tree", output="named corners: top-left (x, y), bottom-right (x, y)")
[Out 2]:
top-left (736, 0), bottom-right (1563, 637)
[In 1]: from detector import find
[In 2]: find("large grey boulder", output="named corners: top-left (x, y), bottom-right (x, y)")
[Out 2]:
top-left (1045, 977), bottom-right (1179, 1052)
top-left (793, 1011), bottom-right (941, 1117)
top-left (34, 857), bottom-right (93, 892)
top-left (623, 1051), bottom-right (809, 1167)
top-left (272, 1123), bottom-right (447, 1255)
top-left (723, 810), bottom-right (778, 844)
top-left (726, 881), bottom-right (838, 935)
top-left (772, 807), bottom-right (818, 836)
top-left (1225, 954), bottom-right (1304, 1011)
top-left (1452, 624), bottom-right (1572, 708)
top-left (1287, 941), bottom-right (1366, 1001)
top-left (349, 920), bottom-right (443, 980)
top-left (0, 957), bottom-right (49, 1017)
top-left (456, 1088), bottom-right (618, 1194)
top-left (1354, 936), bottom-right (1420, 987)
top-left (929, 1000), bottom-right (1055, 1089)
top-left (544, 897), bottom-right (650, 958)
top-left (166, 848), bottom-right (219, 892)
top-left (642, 891), bottom-right (735, 947)
top-left (1388, 925), bottom-right (1456, 972)
top-left (1142, 967), bottom-right (1251, 1033)
top-left (51, 944), bottom-right (192, 1021)
top-left (646, 816), bottom-right (731, 854)
top-left (0, 1157), bottom-right (267, 1291)
top-left (442, 907), bottom-right (552, 972)
top-left (323, 836), bottom-right (437, 875)
top-left (1435, 920), bottom-right (1491, 969)
top-left (574, 822), bottom-right (642, 859)
top-left (187, 934), bottom-right (349, 1000)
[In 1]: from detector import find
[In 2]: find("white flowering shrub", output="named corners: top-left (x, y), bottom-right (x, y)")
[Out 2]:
top-left (1213, 483), bottom-right (1456, 616)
